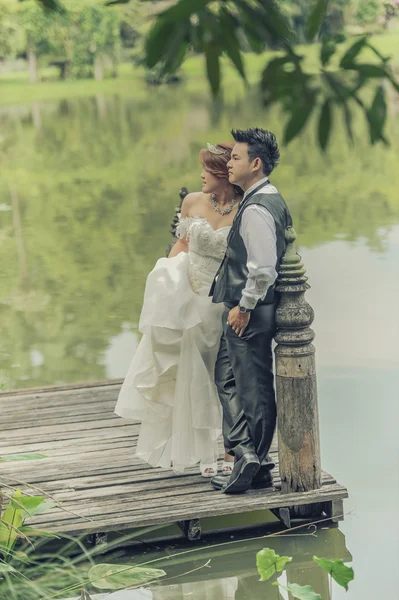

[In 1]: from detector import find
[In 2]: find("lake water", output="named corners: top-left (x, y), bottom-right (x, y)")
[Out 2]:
top-left (0, 83), bottom-right (398, 599)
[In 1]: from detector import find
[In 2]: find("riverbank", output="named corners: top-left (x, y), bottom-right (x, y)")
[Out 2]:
top-left (0, 30), bottom-right (398, 108)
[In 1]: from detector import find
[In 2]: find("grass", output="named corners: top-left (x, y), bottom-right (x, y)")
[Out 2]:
top-left (0, 30), bottom-right (398, 108)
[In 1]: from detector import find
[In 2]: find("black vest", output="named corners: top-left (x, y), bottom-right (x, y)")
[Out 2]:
top-left (210, 185), bottom-right (292, 307)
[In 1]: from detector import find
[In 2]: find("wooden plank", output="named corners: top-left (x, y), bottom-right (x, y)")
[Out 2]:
top-left (0, 381), bottom-right (348, 539)
top-left (0, 401), bottom-right (118, 424)
top-left (27, 485), bottom-right (348, 534)
top-left (0, 386), bottom-right (121, 409)
top-left (0, 438), bottom-right (139, 457)
top-left (27, 474), bottom-right (340, 523)
top-left (27, 484), bottom-right (348, 529)
top-left (2, 411), bottom-right (121, 430)
top-left (0, 380), bottom-right (123, 398)
top-left (2, 419), bottom-right (133, 441)
top-left (0, 429), bottom-right (139, 451)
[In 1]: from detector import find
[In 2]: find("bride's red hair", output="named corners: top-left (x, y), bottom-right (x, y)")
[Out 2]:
top-left (199, 142), bottom-right (234, 180)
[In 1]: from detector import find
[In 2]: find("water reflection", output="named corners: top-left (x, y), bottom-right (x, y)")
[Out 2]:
top-left (0, 91), bottom-right (398, 391)
top-left (63, 528), bottom-right (349, 600)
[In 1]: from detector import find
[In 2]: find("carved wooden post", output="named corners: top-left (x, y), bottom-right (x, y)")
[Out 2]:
top-left (274, 227), bottom-right (321, 517)
top-left (166, 187), bottom-right (189, 256)
top-left (170, 187), bottom-right (189, 237)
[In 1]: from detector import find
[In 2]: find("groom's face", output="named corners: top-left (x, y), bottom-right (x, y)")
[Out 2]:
top-left (227, 143), bottom-right (252, 186)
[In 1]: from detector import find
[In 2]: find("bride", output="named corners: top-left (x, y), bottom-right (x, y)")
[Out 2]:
top-left (115, 142), bottom-right (242, 477)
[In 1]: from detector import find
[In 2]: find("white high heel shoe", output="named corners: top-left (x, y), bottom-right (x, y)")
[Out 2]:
top-left (200, 462), bottom-right (218, 478)
top-left (221, 460), bottom-right (234, 475)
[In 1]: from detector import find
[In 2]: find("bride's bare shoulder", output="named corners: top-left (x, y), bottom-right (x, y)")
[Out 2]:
top-left (181, 192), bottom-right (207, 216)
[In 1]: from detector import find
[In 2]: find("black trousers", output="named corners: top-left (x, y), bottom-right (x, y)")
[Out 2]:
top-left (215, 303), bottom-right (277, 466)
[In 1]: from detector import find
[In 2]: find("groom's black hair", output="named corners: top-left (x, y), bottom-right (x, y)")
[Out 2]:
top-left (231, 127), bottom-right (280, 176)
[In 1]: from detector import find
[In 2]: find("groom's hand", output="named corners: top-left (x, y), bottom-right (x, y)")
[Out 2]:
top-left (227, 306), bottom-right (250, 337)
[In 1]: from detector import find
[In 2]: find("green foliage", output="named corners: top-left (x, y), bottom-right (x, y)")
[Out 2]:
top-left (18, 1), bottom-right (53, 55)
top-left (318, 98), bottom-right (333, 149)
top-left (1, 2), bottom-right (122, 80)
top-left (313, 556), bottom-right (355, 590)
top-left (305, 0), bottom-right (329, 42)
top-left (355, 0), bottom-right (382, 24)
top-left (274, 582), bottom-right (322, 600)
top-left (256, 548), bottom-right (292, 581)
top-left (143, 0), bottom-right (399, 149)
top-left (255, 547), bottom-right (355, 598)
top-left (0, 453), bottom-right (47, 462)
top-left (0, 5), bottom-right (15, 58)
top-left (88, 563), bottom-right (166, 589)
top-left (0, 487), bottom-right (57, 563)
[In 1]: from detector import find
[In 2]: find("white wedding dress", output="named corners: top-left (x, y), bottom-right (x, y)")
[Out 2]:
top-left (115, 217), bottom-right (230, 472)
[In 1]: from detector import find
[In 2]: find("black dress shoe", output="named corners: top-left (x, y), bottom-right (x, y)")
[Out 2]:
top-left (210, 474), bottom-right (227, 491)
top-left (251, 466), bottom-right (274, 489)
top-left (222, 452), bottom-right (260, 494)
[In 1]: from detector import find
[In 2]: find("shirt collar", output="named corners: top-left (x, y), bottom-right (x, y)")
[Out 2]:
top-left (243, 176), bottom-right (269, 200)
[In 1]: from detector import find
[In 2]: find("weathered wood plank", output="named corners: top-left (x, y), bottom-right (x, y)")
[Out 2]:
top-left (0, 382), bottom-right (347, 538)
top-left (1, 401), bottom-right (118, 425)
top-left (0, 380), bottom-right (122, 398)
top-left (27, 485), bottom-right (348, 533)
top-left (0, 386), bottom-right (121, 409)
top-left (28, 475), bottom-right (341, 525)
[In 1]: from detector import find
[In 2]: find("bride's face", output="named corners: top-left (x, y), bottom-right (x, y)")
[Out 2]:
top-left (201, 167), bottom-right (223, 194)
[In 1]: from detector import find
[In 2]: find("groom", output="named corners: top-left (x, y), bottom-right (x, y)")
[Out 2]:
top-left (210, 127), bottom-right (292, 494)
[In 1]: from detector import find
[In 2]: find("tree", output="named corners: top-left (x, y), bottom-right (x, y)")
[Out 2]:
top-left (279, 0), bottom-right (351, 41)
top-left (0, 4), bottom-right (15, 59)
top-left (18, 1), bottom-right (53, 82)
top-left (355, 0), bottom-right (382, 24)
top-left (71, 3), bottom-right (121, 80)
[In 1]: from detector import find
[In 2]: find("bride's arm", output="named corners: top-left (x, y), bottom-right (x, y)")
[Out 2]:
top-left (168, 237), bottom-right (188, 258)
top-left (168, 193), bottom-right (199, 258)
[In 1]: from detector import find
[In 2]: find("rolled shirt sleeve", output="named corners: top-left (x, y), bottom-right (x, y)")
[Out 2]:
top-left (238, 204), bottom-right (278, 310)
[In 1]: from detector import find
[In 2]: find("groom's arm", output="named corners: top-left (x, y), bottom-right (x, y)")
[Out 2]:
top-left (238, 204), bottom-right (278, 310)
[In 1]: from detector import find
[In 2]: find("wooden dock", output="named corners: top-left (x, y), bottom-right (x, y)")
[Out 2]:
top-left (0, 382), bottom-right (348, 540)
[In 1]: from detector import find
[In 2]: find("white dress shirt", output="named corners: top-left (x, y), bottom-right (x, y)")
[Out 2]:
top-left (238, 177), bottom-right (278, 310)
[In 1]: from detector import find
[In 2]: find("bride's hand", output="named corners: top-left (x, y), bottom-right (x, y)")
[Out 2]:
top-left (227, 306), bottom-right (250, 337)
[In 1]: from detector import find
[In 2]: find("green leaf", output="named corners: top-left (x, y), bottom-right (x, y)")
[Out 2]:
top-left (145, 19), bottom-right (179, 69)
top-left (284, 101), bottom-right (315, 145)
top-left (305, 0), bottom-right (328, 42)
top-left (313, 556), bottom-right (354, 591)
top-left (160, 0), bottom-right (210, 22)
top-left (275, 582), bottom-right (322, 600)
top-left (256, 548), bottom-right (292, 581)
top-left (318, 99), bottom-right (333, 150)
top-left (349, 64), bottom-right (388, 78)
top-left (105, 0), bottom-right (130, 5)
top-left (88, 563), bottom-right (166, 590)
top-left (205, 43), bottom-right (221, 97)
top-left (257, 0), bottom-right (293, 42)
top-left (340, 35), bottom-right (368, 68)
top-left (26, 501), bottom-right (56, 517)
top-left (219, 8), bottom-right (246, 82)
top-left (30, 0), bottom-right (66, 13)
top-left (10, 495), bottom-right (46, 513)
top-left (367, 85), bottom-right (387, 144)
top-left (320, 39), bottom-right (336, 67)
top-left (342, 101), bottom-right (354, 143)
top-left (0, 453), bottom-right (47, 462)
top-left (0, 503), bottom-right (23, 551)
